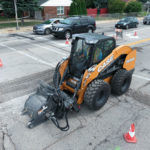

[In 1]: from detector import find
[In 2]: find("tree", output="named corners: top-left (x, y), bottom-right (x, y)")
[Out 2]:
top-left (108, 0), bottom-right (126, 13)
top-left (85, 0), bottom-right (95, 8)
top-left (124, 1), bottom-right (142, 13)
top-left (138, 0), bottom-right (147, 3)
top-left (69, 2), bottom-right (77, 15)
top-left (81, 0), bottom-right (87, 14)
top-left (1, 0), bottom-right (39, 18)
top-left (69, 0), bottom-right (87, 15)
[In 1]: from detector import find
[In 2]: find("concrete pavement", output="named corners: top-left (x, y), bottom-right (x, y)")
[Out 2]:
top-left (0, 20), bottom-right (150, 150)
top-left (0, 33), bottom-right (70, 102)
top-left (0, 94), bottom-right (150, 150)
top-left (1, 21), bottom-right (150, 104)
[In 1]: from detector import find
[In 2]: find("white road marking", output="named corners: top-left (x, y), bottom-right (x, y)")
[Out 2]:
top-left (133, 74), bottom-right (150, 81)
top-left (1, 38), bottom-right (68, 56)
top-left (24, 41), bottom-right (68, 56)
top-left (125, 33), bottom-right (139, 39)
top-left (0, 43), bottom-right (56, 67)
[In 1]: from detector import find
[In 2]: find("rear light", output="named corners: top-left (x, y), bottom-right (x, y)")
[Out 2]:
top-left (94, 23), bottom-right (96, 27)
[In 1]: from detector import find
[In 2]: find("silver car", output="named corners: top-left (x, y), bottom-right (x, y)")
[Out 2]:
top-left (143, 14), bottom-right (150, 25)
top-left (33, 18), bottom-right (64, 35)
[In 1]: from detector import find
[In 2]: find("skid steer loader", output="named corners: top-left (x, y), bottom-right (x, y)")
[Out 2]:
top-left (22, 33), bottom-right (136, 131)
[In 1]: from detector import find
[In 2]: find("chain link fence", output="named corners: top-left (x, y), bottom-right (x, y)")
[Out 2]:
top-left (95, 12), bottom-right (147, 20)
top-left (36, 12), bottom-right (147, 21)
top-left (0, 11), bottom-right (148, 29)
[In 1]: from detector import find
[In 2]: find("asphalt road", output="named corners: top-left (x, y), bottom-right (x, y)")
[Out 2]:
top-left (0, 21), bottom-right (150, 150)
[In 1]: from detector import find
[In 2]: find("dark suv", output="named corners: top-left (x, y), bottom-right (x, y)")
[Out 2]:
top-left (51, 16), bottom-right (96, 39)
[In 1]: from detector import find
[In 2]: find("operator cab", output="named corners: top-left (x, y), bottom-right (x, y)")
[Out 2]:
top-left (69, 33), bottom-right (116, 78)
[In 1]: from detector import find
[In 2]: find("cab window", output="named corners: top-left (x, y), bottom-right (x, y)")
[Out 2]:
top-left (103, 39), bottom-right (114, 58)
top-left (73, 39), bottom-right (90, 60)
top-left (93, 42), bottom-right (103, 64)
top-left (93, 39), bottom-right (114, 64)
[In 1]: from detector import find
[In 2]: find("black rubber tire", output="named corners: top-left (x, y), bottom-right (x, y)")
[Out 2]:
top-left (126, 25), bottom-right (129, 29)
top-left (84, 79), bottom-right (110, 110)
top-left (147, 21), bottom-right (150, 24)
top-left (45, 28), bottom-right (51, 35)
top-left (27, 121), bottom-right (34, 129)
top-left (88, 28), bottom-right (93, 33)
top-left (65, 30), bottom-right (72, 39)
top-left (143, 21), bottom-right (146, 25)
top-left (111, 69), bottom-right (132, 95)
top-left (135, 23), bottom-right (138, 28)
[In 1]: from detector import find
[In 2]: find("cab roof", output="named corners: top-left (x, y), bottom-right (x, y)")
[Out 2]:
top-left (72, 33), bottom-right (114, 44)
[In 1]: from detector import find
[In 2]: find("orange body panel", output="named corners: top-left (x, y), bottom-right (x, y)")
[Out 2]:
top-left (59, 59), bottom-right (69, 78)
top-left (61, 82), bottom-right (75, 93)
top-left (104, 76), bottom-right (112, 83)
top-left (59, 45), bottom-right (136, 105)
top-left (123, 50), bottom-right (136, 71)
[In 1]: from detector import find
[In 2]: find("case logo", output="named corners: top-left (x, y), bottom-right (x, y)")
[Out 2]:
top-left (98, 55), bottom-right (114, 72)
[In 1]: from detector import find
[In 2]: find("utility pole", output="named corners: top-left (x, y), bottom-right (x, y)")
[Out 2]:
top-left (14, 0), bottom-right (19, 30)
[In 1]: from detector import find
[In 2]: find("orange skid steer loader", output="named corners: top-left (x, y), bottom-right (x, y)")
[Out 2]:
top-left (22, 33), bottom-right (136, 131)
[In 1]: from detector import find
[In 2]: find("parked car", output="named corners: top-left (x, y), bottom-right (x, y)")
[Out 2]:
top-left (51, 16), bottom-right (96, 39)
top-left (33, 18), bottom-right (64, 35)
top-left (143, 14), bottom-right (150, 24)
top-left (115, 17), bottom-right (139, 29)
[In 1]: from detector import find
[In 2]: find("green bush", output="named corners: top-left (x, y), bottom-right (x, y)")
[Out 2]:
top-left (69, 2), bottom-right (77, 15)
top-left (108, 0), bottom-right (126, 13)
top-left (138, 0), bottom-right (147, 3)
top-left (85, 0), bottom-right (95, 8)
top-left (124, 1), bottom-right (142, 13)
top-left (81, 0), bottom-right (87, 15)
top-left (69, 0), bottom-right (87, 15)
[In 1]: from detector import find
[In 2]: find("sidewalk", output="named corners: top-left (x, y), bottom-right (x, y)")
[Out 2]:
top-left (0, 26), bottom-right (33, 34)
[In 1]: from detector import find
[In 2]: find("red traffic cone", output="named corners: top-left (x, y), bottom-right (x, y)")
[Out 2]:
top-left (134, 31), bottom-right (137, 36)
top-left (65, 38), bottom-right (69, 45)
top-left (124, 123), bottom-right (137, 143)
top-left (0, 59), bottom-right (3, 67)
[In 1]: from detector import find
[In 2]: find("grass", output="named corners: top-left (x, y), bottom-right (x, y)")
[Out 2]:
top-left (0, 16), bottom-right (15, 21)
top-left (0, 21), bottom-right (42, 29)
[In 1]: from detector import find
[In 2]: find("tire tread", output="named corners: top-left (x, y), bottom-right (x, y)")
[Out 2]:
top-left (111, 69), bottom-right (132, 95)
top-left (84, 79), bottom-right (110, 110)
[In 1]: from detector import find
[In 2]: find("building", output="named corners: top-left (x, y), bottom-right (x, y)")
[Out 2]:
top-left (41, 0), bottom-right (72, 19)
